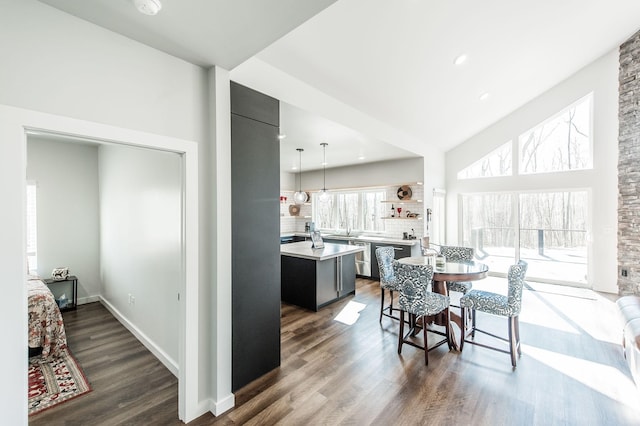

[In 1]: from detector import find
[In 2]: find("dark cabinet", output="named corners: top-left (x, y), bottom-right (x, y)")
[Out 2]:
top-left (371, 242), bottom-right (417, 279)
top-left (231, 82), bottom-right (281, 391)
top-left (281, 253), bottom-right (356, 311)
top-left (280, 235), bottom-right (307, 244)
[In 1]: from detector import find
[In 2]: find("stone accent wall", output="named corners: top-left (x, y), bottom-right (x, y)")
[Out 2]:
top-left (619, 29), bottom-right (640, 295)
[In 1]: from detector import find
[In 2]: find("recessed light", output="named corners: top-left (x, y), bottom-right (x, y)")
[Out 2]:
top-left (479, 92), bottom-right (490, 101)
top-left (453, 54), bottom-right (467, 66)
top-left (321, 162), bottom-right (328, 166)
top-left (277, 133), bottom-right (286, 140)
top-left (358, 156), bottom-right (366, 160)
top-left (133, 0), bottom-right (162, 16)
top-left (291, 166), bottom-right (298, 170)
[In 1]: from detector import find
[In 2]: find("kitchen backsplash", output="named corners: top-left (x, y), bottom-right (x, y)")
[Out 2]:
top-left (280, 190), bottom-right (312, 234)
top-left (280, 184), bottom-right (426, 239)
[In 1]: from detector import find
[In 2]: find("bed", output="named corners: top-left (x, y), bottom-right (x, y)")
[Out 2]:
top-left (28, 277), bottom-right (67, 359)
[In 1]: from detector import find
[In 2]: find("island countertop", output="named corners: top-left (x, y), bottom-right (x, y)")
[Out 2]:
top-left (280, 241), bottom-right (364, 261)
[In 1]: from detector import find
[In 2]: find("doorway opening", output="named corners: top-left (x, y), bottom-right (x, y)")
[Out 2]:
top-left (0, 102), bottom-right (200, 423)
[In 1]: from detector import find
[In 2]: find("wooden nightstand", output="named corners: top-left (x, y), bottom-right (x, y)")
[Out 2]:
top-left (43, 275), bottom-right (78, 311)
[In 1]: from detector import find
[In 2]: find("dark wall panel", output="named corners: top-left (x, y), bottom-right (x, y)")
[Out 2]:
top-left (230, 81), bottom-right (279, 127)
top-left (231, 83), bottom-right (281, 391)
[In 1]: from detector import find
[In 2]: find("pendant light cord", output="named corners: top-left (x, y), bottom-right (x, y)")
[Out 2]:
top-left (297, 148), bottom-right (303, 193)
top-left (321, 143), bottom-right (327, 191)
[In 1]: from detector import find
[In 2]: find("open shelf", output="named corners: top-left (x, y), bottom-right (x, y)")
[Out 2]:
top-left (382, 216), bottom-right (422, 220)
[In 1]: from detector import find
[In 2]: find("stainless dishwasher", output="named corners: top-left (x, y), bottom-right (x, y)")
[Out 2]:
top-left (350, 240), bottom-right (371, 277)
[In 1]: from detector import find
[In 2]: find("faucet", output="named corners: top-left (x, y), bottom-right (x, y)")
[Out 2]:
top-left (341, 221), bottom-right (352, 236)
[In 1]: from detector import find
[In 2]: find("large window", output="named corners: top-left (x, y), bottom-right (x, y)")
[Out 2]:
top-left (313, 189), bottom-right (386, 233)
top-left (457, 141), bottom-right (512, 180)
top-left (26, 182), bottom-right (37, 273)
top-left (460, 193), bottom-right (516, 274)
top-left (519, 191), bottom-right (587, 283)
top-left (519, 94), bottom-right (592, 174)
top-left (460, 191), bottom-right (588, 284)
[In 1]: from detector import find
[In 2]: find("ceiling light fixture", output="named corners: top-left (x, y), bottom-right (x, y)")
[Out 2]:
top-left (479, 92), bottom-right (490, 101)
top-left (454, 54), bottom-right (468, 65)
top-left (277, 133), bottom-right (287, 140)
top-left (318, 143), bottom-right (330, 202)
top-left (133, 0), bottom-right (162, 16)
top-left (293, 148), bottom-right (308, 204)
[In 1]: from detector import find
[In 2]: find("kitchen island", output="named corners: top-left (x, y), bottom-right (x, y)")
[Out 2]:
top-left (281, 241), bottom-right (364, 311)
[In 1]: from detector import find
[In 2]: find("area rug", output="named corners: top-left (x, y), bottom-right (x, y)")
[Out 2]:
top-left (28, 348), bottom-right (91, 416)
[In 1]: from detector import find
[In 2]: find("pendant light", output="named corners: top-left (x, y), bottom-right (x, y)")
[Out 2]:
top-left (318, 142), bottom-right (330, 202)
top-left (293, 148), bottom-right (308, 204)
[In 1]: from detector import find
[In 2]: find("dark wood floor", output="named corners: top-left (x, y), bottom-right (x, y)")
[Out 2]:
top-left (30, 278), bottom-right (640, 425)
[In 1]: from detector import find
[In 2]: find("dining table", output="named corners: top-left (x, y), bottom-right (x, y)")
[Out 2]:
top-left (397, 256), bottom-right (489, 350)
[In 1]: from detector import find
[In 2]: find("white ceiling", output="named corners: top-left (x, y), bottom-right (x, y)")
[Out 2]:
top-left (38, 0), bottom-right (640, 170)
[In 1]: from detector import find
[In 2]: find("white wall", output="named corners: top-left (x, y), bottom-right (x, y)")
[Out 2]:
top-left (0, 1), bottom-right (223, 422)
top-left (445, 49), bottom-right (619, 293)
top-left (26, 137), bottom-right (101, 303)
top-left (99, 144), bottom-right (182, 364)
top-left (299, 157), bottom-right (425, 191)
top-left (283, 157), bottom-right (428, 237)
top-left (0, 0), bottom-right (206, 142)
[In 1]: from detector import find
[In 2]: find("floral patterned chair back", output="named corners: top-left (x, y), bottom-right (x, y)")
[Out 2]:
top-left (376, 246), bottom-right (398, 291)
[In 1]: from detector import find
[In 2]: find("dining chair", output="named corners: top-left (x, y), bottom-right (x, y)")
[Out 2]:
top-left (394, 260), bottom-right (450, 365)
top-left (439, 245), bottom-right (475, 296)
top-left (459, 260), bottom-right (528, 367)
top-left (375, 246), bottom-right (400, 322)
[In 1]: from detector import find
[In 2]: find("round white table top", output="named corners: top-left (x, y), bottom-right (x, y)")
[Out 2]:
top-left (398, 257), bottom-right (489, 276)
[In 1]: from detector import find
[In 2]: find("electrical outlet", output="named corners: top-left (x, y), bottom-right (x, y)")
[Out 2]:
top-left (130, 295), bottom-right (135, 305)
top-left (622, 269), bottom-right (628, 277)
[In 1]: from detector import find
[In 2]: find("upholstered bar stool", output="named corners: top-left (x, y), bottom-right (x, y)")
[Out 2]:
top-left (375, 246), bottom-right (400, 322)
top-left (460, 260), bottom-right (528, 367)
top-left (394, 260), bottom-right (450, 365)
top-left (439, 245), bottom-right (475, 296)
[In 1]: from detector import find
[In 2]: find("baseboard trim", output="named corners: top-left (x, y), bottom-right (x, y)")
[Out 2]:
top-left (210, 393), bottom-right (235, 416)
top-left (99, 296), bottom-right (179, 377)
top-left (77, 295), bottom-right (100, 305)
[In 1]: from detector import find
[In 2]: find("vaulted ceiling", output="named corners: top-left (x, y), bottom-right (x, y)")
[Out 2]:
top-left (39, 0), bottom-right (640, 170)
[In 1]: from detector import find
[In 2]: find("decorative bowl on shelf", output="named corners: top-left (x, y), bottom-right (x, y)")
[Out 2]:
top-left (288, 204), bottom-right (300, 216)
top-left (397, 185), bottom-right (412, 200)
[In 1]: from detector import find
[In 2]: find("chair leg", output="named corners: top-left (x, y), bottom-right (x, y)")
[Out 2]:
top-left (423, 315), bottom-right (429, 365)
top-left (471, 309), bottom-right (476, 338)
top-left (444, 307), bottom-right (451, 350)
top-left (514, 315), bottom-right (521, 356)
top-left (460, 306), bottom-right (466, 351)
top-left (509, 316), bottom-right (517, 367)
top-left (398, 310), bottom-right (405, 354)
top-left (379, 288), bottom-right (385, 322)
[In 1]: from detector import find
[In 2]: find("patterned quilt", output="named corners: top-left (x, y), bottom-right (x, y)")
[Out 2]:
top-left (28, 279), bottom-right (67, 359)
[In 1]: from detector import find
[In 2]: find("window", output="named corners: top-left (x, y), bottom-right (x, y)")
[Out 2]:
top-left (460, 190), bottom-right (588, 284)
top-left (26, 182), bottom-right (37, 273)
top-left (457, 141), bottom-right (512, 179)
top-left (519, 94), bottom-right (592, 174)
top-left (430, 189), bottom-right (446, 245)
top-left (313, 189), bottom-right (386, 232)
